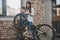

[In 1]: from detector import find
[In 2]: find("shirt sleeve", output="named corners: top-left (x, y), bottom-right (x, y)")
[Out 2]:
top-left (31, 8), bottom-right (34, 16)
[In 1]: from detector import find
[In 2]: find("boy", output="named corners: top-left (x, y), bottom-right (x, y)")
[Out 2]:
top-left (19, 7), bottom-right (28, 28)
top-left (16, 7), bottom-right (27, 31)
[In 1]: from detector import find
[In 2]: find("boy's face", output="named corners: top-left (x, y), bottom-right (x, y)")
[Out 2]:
top-left (21, 8), bottom-right (25, 13)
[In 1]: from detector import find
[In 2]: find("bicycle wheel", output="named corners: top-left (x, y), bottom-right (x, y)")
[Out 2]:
top-left (14, 14), bottom-right (28, 40)
top-left (14, 14), bottom-right (26, 31)
top-left (37, 24), bottom-right (55, 40)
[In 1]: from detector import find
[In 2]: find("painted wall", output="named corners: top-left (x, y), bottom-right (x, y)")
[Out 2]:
top-left (43, 0), bottom-right (52, 26)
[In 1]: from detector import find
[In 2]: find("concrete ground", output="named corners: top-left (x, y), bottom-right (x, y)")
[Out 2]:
top-left (55, 38), bottom-right (60, 40)
top-left (18, 31), bottom-right (60, 40)
top-left (54, 35), bottom-right (60, 40)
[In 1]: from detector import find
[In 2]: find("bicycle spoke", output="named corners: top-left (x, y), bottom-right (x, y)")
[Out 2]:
top-left (38, 25), bottom-right (54, 40)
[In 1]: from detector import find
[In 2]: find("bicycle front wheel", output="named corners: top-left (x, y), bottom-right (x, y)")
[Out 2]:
top-left (37, 24), bottom-right (55, 40)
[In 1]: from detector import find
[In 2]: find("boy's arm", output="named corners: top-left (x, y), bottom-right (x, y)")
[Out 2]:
top-left (15, 13), bottom-right (21, 25)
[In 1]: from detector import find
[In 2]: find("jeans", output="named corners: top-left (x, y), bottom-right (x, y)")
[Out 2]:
top-left (29, 22), bottom-right (35, 38)
top-left (21, 21), bottom-right (34, 38)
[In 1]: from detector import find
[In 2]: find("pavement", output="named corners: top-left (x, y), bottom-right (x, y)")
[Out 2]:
top-left (55, 38), bottom-right (60, 40)
top-left (21, 30), bottom-right (60, 40)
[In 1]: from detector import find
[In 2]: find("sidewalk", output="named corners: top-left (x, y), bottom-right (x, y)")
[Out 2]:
top-left (55, 38), bottom-right (60, 40)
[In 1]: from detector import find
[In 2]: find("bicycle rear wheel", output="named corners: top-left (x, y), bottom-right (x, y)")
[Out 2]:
top-left (37, 24), bottom-right (55, 40)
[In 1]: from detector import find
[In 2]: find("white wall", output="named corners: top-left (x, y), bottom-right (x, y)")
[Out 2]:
top-left (43, 0), bottom-right (52, 26)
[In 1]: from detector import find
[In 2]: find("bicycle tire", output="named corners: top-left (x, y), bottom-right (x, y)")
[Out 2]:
top-left (37, 24), bottom-right (55, 40)
top-left (14, 14), bottom-right (26, 31)
top-left (14, 14), bottom-right (20, 31)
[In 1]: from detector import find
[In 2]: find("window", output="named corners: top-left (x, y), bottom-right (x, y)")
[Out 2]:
top-left (6, 0), bottom-right (21, 16)
top-left (59, 11), bottom-right (60, 16)
top-left (56, 0), bottom-right (60, 5)
top-left (0, 0), bottom-right (2, 15)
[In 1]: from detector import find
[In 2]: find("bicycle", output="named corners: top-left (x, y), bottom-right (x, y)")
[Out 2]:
top-left (14, 14), bottom-right (55, 40)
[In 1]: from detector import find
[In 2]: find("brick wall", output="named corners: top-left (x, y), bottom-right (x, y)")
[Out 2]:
top-left (0, 21), bottom-right (17, 40)
top-left (32, 0), bottom-right (44, 25)
top-left (0, 0), bottom-right (44, 40)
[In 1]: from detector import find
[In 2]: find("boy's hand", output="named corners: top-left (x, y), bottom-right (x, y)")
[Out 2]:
top-left (15, 17), bottom-right (20, 25)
